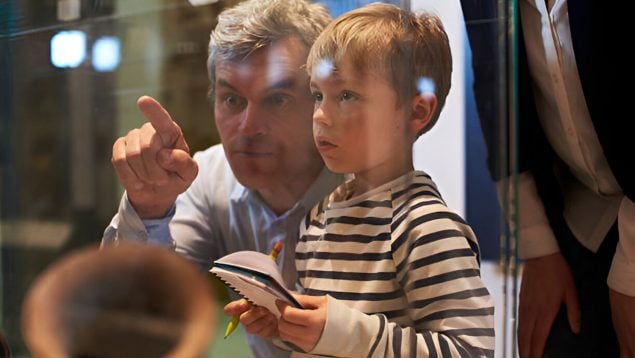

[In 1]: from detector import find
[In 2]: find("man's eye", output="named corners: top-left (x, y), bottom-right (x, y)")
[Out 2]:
top-left (218, 93), bottom-right (245, 109)
top-left (265, 93), bottom-right (291, 108)
top-left (223, 94), bottom-right (244, 108)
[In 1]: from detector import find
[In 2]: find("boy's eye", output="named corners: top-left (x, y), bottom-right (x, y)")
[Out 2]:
top-left (339, 91), bottom-right (356, 101)
top-left (312, 91), bottom-right (323, 101)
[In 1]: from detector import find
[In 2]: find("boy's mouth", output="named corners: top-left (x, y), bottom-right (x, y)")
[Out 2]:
top-left (315, 136), bottom-right (337, 151)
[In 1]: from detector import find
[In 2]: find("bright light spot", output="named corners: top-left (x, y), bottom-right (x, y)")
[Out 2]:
top-left (417, 77), bottom-right (436, 95)
top-left (188, 0), bottom-right (219, 5)
top-left (50, 30), bottom-right (86, 68)
top-left (92, 36), bottom-right (121, 72)
top-left (314, 58), bottom-right (334, 79)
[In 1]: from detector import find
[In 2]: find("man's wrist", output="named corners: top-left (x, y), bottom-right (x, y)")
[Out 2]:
top-left (128, 195), bottom-right (175, 219)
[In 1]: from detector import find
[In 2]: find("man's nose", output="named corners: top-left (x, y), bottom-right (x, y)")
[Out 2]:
top-left (238, 104), bottom-right (267, 137)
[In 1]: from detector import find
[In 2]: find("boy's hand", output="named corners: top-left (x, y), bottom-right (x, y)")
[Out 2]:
top-left (276, 294), bottom-right (327, 353)
top-left (223, 298), bottom-right (251, 317)
top-left (223, 299), bottom-right (279, 338)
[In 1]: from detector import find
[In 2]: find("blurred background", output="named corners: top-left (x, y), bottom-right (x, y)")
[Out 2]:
top-left (0, 0), bottom-right (516, 356)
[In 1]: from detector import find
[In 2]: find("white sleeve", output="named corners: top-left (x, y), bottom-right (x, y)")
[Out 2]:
top-left (308, 296), bottom-right (384, 357)
top-left (310, 294), bottom-right (494, 358)
top-left (498, 172), bottom-right (560, 259)
top-left (101, 192), bottom-right (175, 249)
top-left (607, 197), bottom-right (635, 296)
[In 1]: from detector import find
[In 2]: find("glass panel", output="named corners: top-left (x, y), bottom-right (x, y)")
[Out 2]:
top-left (419, 1), bottom-right (518, 356)
top-left (461, 1), bottom-right (519, 356)
top-left (2, 1), bottom-right (224, 355)
top-left (1, 0), bottom-right (518, 356)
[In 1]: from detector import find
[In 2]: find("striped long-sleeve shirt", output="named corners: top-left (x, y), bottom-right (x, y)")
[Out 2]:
top-left (295, 171), bottom-right (495, 357)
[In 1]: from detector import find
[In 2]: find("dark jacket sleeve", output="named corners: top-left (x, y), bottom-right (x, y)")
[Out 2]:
top-left (460, 0), bottom-right (567, 233)
top-left (568, 1), bottom-right (634, 201)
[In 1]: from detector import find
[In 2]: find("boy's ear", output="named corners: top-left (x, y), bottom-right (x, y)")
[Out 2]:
top-left (409, 93), bottom-right (437, 136)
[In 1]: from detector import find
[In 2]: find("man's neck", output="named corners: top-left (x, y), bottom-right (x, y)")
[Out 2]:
top-left (258, 164), bottom-right (324, 216)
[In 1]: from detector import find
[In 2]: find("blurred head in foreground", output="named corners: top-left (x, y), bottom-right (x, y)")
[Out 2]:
top-left (21, 243), bottom-right (216, 358)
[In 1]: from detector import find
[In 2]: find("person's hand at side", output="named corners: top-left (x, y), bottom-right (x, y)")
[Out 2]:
top-left (224, 299), bottom-right (279, 338)
top-left (111, 96), bottom-right (198, 219)
top-left (518, 252), bottom-right (581, 358)
top-left (609, 288), bottom-right (635, 357)
top-left (276, 294), bottom-right (327, 353)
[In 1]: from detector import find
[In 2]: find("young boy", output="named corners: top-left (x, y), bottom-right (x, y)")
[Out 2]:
top-left (247, 3), bottom-right (495, 356)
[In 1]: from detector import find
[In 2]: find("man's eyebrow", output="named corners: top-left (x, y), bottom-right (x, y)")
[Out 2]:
top-left (215, 78), bottom-right (296, 93)
top-left (216, 79), bottom-right (238, 92)
top-left (267, 78), bottom-right (296, 91)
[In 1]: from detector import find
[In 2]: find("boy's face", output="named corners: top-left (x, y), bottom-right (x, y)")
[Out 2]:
top-left (310, 56), bottom-right (416, 187)
top-left (214, 36), bottom-right (322, 192)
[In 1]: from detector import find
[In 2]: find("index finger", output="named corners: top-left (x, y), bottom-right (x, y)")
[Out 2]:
top-left (137, 96), bottom-right (187, 151)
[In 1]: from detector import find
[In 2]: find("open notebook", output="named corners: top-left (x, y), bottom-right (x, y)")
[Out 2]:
top-left (210, 251), bottom-right (303, 317)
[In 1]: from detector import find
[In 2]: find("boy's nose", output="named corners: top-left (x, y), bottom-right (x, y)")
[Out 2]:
top-left (313, 106), bottom-right (331, 127)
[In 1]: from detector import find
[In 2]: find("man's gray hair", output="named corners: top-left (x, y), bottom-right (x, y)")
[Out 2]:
top-left (207, 0), bottom-right (331, 96)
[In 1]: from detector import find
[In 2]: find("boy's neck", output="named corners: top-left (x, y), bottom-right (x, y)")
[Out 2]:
top-left (351, 165), bottom-right (415, 197)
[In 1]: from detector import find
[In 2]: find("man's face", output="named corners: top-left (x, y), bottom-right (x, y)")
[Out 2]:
top-left (214, 36), bottom-right (321, 191)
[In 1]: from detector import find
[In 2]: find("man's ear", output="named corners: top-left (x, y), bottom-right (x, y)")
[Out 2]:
top-left (409, 93), bottom-right (437, 136)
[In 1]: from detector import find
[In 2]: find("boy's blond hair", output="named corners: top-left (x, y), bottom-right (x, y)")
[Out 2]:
top-left (307, 3), bottom-right (452, 135)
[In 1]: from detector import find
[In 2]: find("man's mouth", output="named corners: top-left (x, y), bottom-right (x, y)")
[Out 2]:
top-left (231, 144), bottom-right (274, 156)
top-left (234, 149), bottom-right (273, 156)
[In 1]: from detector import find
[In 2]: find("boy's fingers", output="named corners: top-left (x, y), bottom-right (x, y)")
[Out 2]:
top-left (241, 306), bottom-right (274, 325)
top-left (294, 294), bottom-right (323, 309)
top-left (276, 300), bottom-right (308, 326)
top-left (223, 299), bottom-right (250, 316)
top-left (276, 300), bottom-right (291, 315)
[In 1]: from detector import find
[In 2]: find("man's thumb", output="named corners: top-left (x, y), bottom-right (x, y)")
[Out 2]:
top-left (157, 148), bottom-right (198, 183)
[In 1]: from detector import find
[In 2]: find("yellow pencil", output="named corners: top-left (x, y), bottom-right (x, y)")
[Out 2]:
top-left (224, 241), bottom-right (284, 339)
top-left (224, 309), bottom-right (242, 339)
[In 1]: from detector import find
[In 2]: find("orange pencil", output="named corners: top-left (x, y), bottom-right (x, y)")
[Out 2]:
top-left (268, 241), bottom-right (283, 261)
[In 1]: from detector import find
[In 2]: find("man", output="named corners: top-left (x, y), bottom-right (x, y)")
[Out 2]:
top-left (102, 1), bottom-right (339, 356)
top-left (460, 0), bottom-right (634, 356)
